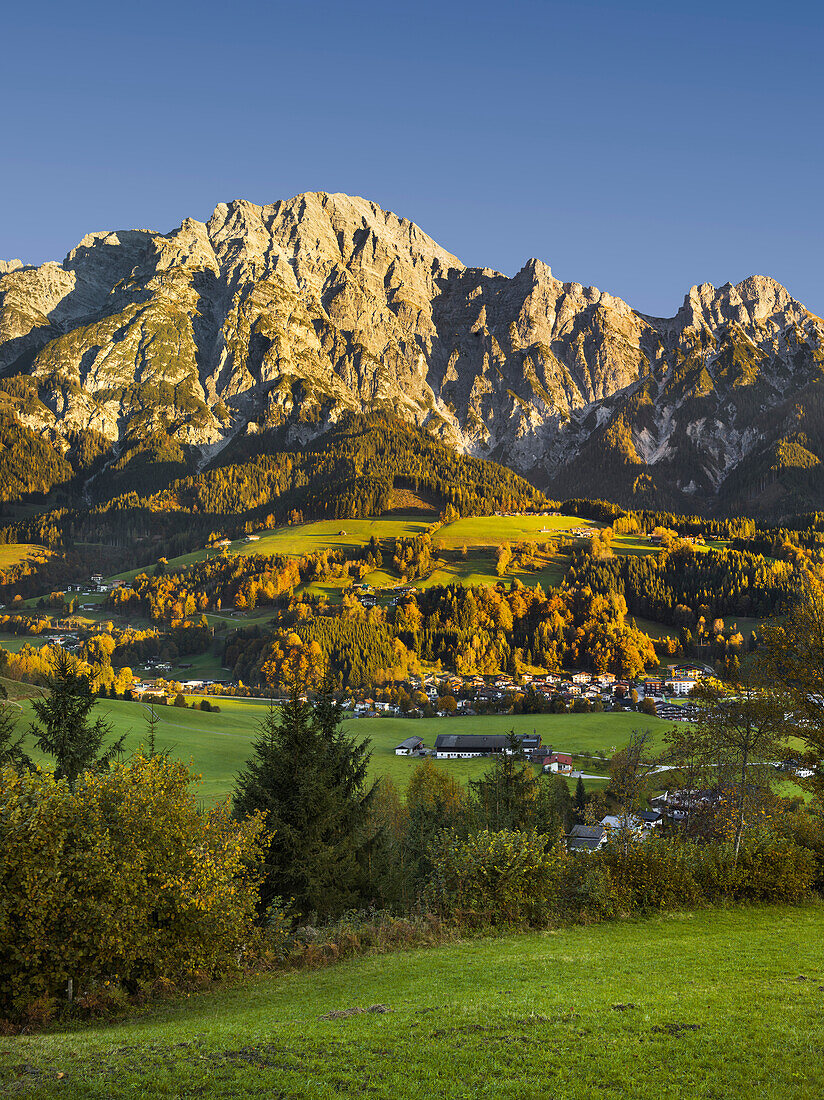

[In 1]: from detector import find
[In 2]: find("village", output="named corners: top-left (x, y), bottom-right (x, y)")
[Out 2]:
top-left (346, 664), bottom-right (705, 720)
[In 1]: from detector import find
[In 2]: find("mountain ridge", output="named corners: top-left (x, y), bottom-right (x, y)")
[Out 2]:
top-left (2, 190), bottom-right (823, 516)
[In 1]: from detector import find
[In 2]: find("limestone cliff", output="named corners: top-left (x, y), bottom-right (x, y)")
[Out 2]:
top-left (2, 191), bottom-right (823, 513)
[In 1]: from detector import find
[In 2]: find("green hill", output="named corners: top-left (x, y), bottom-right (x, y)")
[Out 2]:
top-left (2, 904), bottom-right (821, 1098)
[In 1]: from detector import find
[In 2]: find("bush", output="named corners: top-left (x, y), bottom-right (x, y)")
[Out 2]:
top-left (693, 832), bottom-right (815, 903)
top-left (595, 831), bottom-right (814, 912)
top-left (780, 810), bottom-right (824, 891)
top-left (426, 829), bottom-right (568, 928)
top-left (0, 757), bottom-right (268, 1018)
top-left (279, 909), bottom-right (452, 969)
top-left (597, 836), bottom-right (703, 912)
top-left (424, 828), bottom-right (816, 932)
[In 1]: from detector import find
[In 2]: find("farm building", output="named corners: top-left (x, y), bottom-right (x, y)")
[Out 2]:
top-left (434, 733), bottom-right (540, 759)
top-left (395, 736), bottom-right (425, 756)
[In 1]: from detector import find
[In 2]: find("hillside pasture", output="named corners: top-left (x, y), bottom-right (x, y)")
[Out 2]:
top-left (0, 542), bottom-right (51, 569)
top-left (437, 513), bottom-right (600, 548)
top-left (1, 905), bottom-right (821, 1099)
top-left (9, 701), bottom-right (672, 803)
top-left (113, 517), bottom-right (434, 581)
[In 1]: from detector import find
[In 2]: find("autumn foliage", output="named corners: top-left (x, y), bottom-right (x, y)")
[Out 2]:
top-left (0, 756), bottom-right (267, 1018)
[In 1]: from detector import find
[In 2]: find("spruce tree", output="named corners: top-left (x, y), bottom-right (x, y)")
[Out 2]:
top-left (143, 702), bottom-right (164, 758)
top-left (574, 776), bottom-right (587, 823)
top-left (470, 731), bottom-right (539, 831)
top-left (233, 686), bottom-right (375, 921)
top-left (30, 647), bottom-right (125, 790)
top-left (0, 684), bottom-right (29, 770)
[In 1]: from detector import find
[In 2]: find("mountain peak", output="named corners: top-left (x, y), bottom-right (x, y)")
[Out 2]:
top-left (2, 191), bottom-right (823, 517)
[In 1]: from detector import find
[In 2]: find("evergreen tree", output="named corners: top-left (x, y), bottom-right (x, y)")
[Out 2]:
top-left (470, 731), bottom-right (539, 831)
top-left (233, 687), bottom-right (375, 921)
top-left (574, 776), bottom-right (587, 823)
top-left (29, 646), bottom-right (125, 790)
top-left (143, 702), bottom-right (164, 758)
top-left (0, 683), bottom-right (29, 770)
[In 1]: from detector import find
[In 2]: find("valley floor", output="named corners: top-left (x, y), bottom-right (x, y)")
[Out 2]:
top-left (2, 904), bottom-right (822, 1099)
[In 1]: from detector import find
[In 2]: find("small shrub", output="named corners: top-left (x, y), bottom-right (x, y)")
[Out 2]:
top-left (597, 836), bottom-right (703, 912)
top-left (22, 996), bottom-right (57, 1027)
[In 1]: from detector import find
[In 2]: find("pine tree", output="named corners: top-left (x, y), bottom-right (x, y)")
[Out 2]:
top-left (144, 702), bottom-right (163, 757)
top-left (29, 646), bottom-right (125, 790)
top-left (233, 687), bottom-right (375, 921)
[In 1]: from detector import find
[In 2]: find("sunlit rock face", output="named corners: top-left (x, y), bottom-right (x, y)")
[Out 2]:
top-left (2, 192), bottom-right (822, 513)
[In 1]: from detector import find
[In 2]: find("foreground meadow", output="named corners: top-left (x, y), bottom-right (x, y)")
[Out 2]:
top-left (2, 904), bottom-right (821, 1099)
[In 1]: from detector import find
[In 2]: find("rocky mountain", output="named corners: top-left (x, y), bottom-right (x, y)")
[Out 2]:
top-left (1, 191), bottom-right (823, 515)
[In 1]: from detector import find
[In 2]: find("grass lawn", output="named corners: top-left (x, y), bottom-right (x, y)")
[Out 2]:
top-left (0, 632), bottom-right (38, 653)
top-left (11, 703), bottom-right (673, 804)
top-left (611, 534), bottom-right (659, 556)
top-left (1, 904), bottom-right (821, 1099)
top-left (634, 617), bottom-right (677, 641)
top-left (0, 674), bottom-right (43, 701)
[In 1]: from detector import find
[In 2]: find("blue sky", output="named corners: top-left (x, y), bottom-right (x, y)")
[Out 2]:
top-left (2, 0), bottom-right (821, 316)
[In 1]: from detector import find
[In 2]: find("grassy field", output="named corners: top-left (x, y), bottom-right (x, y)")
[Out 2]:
top-left (0, 632), bottom-right (38, 652)
top-left (0, 673), bottom-right (43, 701)
top-left (437, 514), bottom-right (599, 548)
top-left (0, 542), bottom-right (50, 569)
top-left (110, 514), bottom-right (595, 588)
top-left (113, 518), bottom-right (434, 581)
top-left (11, 702), bottom-right (667, 803)
top-left (1, 904), bottom-right (821, 1098)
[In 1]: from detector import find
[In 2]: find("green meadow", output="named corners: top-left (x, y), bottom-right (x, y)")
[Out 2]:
top-left (112, 517), bottom-right (434, 581)
top-left (110, 513), bottom-right (599, 591)
top-left (2, 904), bottom-right (821, 1099)
top-left (11, 701), bottom-right (667, 802)
top-left (0, 542), bottom-right (51, 569)
top-left (436, 513), bottom-right (599, 548)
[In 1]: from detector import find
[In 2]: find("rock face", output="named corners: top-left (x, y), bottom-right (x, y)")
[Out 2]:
top-left (1, 191), bottom-right (823, 513)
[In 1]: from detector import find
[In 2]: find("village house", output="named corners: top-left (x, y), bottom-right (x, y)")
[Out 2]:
top-left (543, 752), bottom-right (574, 775)
top-left (651, 788), bottom-right (720, 823)
top-left (565, 824), bottom-right (606, 852)
top-left (666, 677), bottom-right (698, 696)
top-left (642, 678), bottom-right (665, 696)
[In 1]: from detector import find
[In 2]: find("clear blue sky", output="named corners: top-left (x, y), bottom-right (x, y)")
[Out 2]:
top-left (3, 0), bottom-right (822, 317)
